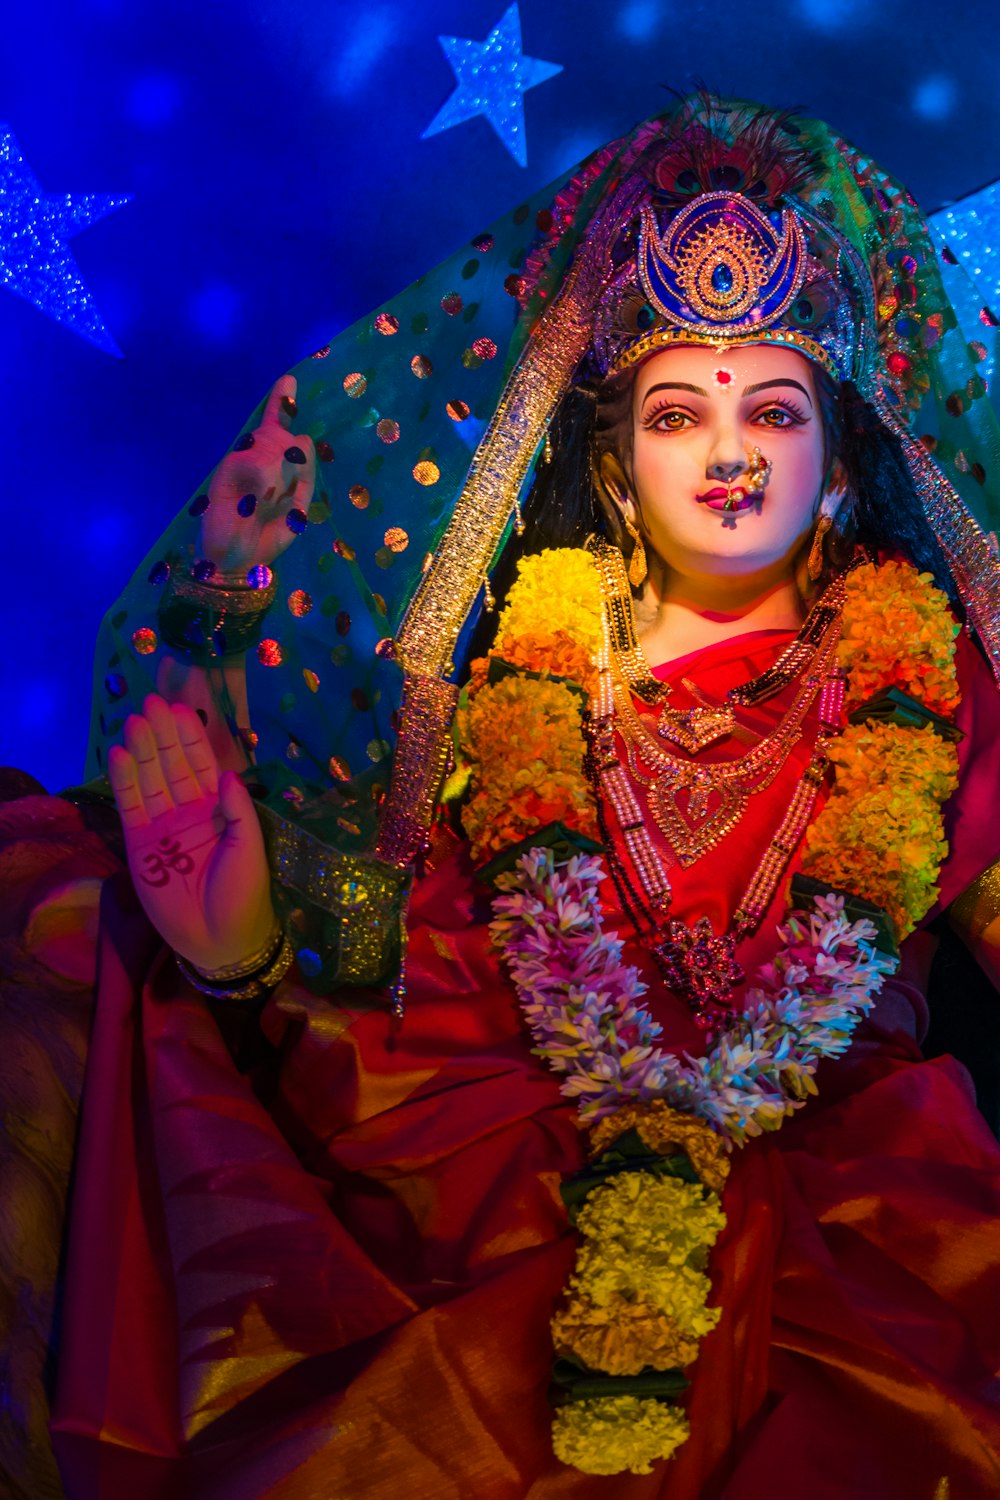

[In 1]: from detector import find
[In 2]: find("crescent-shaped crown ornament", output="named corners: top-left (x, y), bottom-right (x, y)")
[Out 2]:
top-left (638, 192), bottom-right (808, 334)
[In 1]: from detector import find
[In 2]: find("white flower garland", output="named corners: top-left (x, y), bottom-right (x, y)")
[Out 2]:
top-left (490, 848), bottom-right (895, 1145)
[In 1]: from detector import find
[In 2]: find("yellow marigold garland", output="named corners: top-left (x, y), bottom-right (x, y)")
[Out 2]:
top-left (552, 1395), bottom-right (690, 1476)
top-left (551, 1171), bottom-right (726, 1376)
top-left (838, 559), bottom-right (961, 717)
top-left (497, 547), bottom-right (605, 658)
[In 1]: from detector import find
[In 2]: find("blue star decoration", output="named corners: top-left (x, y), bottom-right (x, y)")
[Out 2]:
top-left (0, 125), bottom-right (131, 356)
top-left (422, 4), bottom-right (562, 168)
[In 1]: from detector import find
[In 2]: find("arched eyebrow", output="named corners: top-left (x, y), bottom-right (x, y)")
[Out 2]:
top-left (639, 381), bottom-right (707, 401)
top-left (638, 378), bottom-right (814, 408)
top-left (742, 378), bottom-right (813, 408)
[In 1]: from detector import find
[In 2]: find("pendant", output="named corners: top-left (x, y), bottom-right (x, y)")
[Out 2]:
top-left (654, 916), bottom-right (744, 1027)
top-left (649, 774), bottom-right (747, 867)
top-left (655, 702), bottom-right (737, 752)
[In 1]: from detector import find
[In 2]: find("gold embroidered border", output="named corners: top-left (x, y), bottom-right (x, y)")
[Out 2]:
top-left (950, 857), bottom-right (1000, 943)
top-left (259, 804), bottom-right (409, 983)
top-left (876, 392), bottom-right (1000, 689)
top-left (373, 178), bottom-right (646, 867)
top-left (394, 188), bottom-right (639, 680)
top-left (374, 671), bottom-right (459, 868)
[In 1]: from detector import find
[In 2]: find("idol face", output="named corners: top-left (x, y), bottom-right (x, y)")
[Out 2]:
top-left (627, 344), bottom-right (830, 584)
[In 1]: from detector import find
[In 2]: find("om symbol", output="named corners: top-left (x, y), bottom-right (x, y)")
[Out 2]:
top-left (139, 835), bottom-right (197, 888)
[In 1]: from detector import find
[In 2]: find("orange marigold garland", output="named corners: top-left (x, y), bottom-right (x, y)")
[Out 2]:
top-left (802, 560), bottom-right (962, 941)
top-left (454, 548), bottom-right (602, 863)
top-left (838, 559), bottom-right (961, 717)
top-left (458, 673), bottom-right (599, 863)
top-left (800, 721), bottom-right (959, 939)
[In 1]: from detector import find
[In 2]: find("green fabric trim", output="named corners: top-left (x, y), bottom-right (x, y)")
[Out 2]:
top-left (559, 1129), bottom-right (701, 1225)
top-left (848, 685), bottom-right (965, 742)
top-left (789, 871), bottom-right (899, 959)
top-left (475, 819), bottom-right (604, 884)
top-left (550, 1357), bottom-right (689, 1404)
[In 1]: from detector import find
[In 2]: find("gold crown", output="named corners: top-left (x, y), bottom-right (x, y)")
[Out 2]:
top-left (610, 325), bottom-right (838, 379)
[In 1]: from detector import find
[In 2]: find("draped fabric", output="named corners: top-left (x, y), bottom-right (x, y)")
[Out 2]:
top-left (84, 96), bottom-right (1000, 824)
top-left (0, 628), bottom-right (978, 1497)
top-left (0, 775), bottom-right (121, 1500)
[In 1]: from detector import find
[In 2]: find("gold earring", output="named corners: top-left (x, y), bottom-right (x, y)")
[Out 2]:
top-left (624, 517), bottom-right (647, 588)
top-left (807, 513), bottom-right (833, 582)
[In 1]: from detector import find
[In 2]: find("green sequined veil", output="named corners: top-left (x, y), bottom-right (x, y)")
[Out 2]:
top-left (86, 96), bottom-right (1000, 991)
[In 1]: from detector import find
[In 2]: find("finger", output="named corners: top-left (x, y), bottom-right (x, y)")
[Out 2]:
top-left (107, 745), bottom-right (151, 830)
top-left (144, 695), bottom-right (204, 808)
top-left (172, 703), bottom-right (220, 796)
top-left (261, 374), bottom-right (299, 433)
top-left (123, 714), bottom-right (175, 817)
top-left (217, 770), bottom-right (264, 852)
top-left (277, 434), bottom-right (316, 529)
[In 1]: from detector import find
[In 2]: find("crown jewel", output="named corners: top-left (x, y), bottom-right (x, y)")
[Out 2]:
top-left (639, 194), bottom-right (808, 332)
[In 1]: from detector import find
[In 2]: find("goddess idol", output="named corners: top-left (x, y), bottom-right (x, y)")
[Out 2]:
top-left (5, 93), bottom-right (1000, 1498)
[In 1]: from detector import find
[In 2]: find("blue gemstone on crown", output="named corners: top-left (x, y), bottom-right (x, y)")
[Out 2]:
top-left (711, 263), bottom-right (734, 294)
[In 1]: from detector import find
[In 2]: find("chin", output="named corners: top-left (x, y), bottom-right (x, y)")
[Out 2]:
top-left (669, 533), bottom-right (809, 580)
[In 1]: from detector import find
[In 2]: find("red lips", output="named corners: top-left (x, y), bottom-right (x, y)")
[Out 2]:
top-left (696, 486), bottom-right (756, 513)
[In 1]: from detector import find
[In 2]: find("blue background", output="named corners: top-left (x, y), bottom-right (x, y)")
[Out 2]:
top-left (1, 0), bottom-right (999, 791)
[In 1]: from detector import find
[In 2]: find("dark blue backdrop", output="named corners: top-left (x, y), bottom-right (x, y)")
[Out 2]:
top-left (2, 0), bottom-right (999, 790)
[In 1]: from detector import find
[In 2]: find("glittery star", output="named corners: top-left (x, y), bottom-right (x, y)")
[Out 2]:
top-left (422, 4), bottom-right (562, 168)
top-left (0, 125), bottom-right (131, 355)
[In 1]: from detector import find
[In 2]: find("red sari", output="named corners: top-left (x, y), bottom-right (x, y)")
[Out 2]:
top-left (8, 630), bottom-right (1000, 1497)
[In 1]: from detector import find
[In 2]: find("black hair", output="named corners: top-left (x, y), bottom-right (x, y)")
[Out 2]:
top-left (465, 364), bottom-right (959, 661)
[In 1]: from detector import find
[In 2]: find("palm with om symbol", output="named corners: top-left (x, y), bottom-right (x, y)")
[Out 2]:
top-left (108, 694), bottom-right (274, 970)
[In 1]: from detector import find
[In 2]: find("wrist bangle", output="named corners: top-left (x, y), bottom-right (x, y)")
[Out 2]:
top-left (158, 569), bottom-right (277, 661)
top-left (176, 934), bottom-right (295, 1001)
top-left (191, 921), bottom-right (284, 981)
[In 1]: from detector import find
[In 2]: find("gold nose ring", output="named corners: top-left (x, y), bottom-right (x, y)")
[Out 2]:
top-left (746, 446), bottom-right (772, 494)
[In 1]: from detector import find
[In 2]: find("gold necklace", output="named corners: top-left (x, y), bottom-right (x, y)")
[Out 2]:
top-left (589, 539), bottom-right (849, 753)
top-left (591, 540), bottom-right (846, 867)
top-left (586, 543), bottom-right (847, 1027)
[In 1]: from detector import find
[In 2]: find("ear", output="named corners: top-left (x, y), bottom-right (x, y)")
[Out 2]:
top-left (597, 451), bottom-right (638, 527)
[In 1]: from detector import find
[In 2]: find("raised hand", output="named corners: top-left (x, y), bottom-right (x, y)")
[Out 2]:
top-left (108, 695), bottom-right (275, 971)
top-left (200, 374), bottom-right (317, 575)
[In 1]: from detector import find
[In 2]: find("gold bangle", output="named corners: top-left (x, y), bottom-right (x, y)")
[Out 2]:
top-left (159, 569), bottom-right (278, 661)
top-left (169, 571), bottom-right (279, 614)
top-left (176, 936), bottom-right (295, 1002)
top-left (192, 922), bottom-right (284, 981)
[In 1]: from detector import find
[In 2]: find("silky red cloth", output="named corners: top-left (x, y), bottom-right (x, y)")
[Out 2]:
top-left (48, 631), bottom-right (1000, 1498)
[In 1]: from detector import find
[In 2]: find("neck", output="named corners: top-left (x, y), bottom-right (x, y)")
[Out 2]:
top-left (633, 555), bottom-right (807, 663)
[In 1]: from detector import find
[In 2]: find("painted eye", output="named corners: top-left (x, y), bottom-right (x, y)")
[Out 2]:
top-left (753, 406), bottom-right (797, 428)
top-left (649, 409), bottom-right (693, 431)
